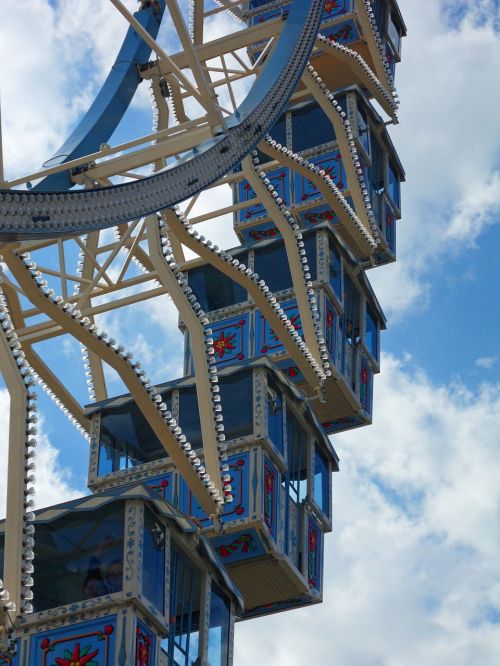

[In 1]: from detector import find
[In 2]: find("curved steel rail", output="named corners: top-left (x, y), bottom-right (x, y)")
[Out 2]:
top-left (0, 0), bottom-right (324, 240)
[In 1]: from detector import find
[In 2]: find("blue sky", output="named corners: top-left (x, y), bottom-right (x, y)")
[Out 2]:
top-left (0, 1), bottom-right (499, 664)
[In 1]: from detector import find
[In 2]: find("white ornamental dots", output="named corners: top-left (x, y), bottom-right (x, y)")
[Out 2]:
top-left (263, 135), bottom-right (376, 251)
top-left (248, 150), bottom-right (332, 379)
top-left (0, 272), bottom-right (37, 619)
top-left (316, 34), bottom-right (399, 115)
top-left (17, 252), bottom-right (226, 508)
top-left (157, 216), bottom-right (233, 503)
top-left (306, 64), bottom-right (382, 246)
top-left (168, 206), bottom-right (327, 385)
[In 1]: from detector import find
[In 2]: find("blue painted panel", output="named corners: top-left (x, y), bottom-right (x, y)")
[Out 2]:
top-left (144, 473), bottom-right (173, 503)
top-left (321, 415), bottom-right (363, 434)
top-left (297, 203), bottom-right (340, 228)
top-left (239, 221), bottom-right (281, 245)
top-left (255, 299), bottom-right (303, 357)
top-left (210, 528), bottom-right (266, 564)
top-left (293, 152), bottom-right (346, 206)
top-left (180, 453), bottom-right (250, 526)
top-left (211, 315), bottom-right (250, 367)
top-left (29, 615), bottom-right (117, 666)
top-left (319, 18), bottom-right (360, 45)
top-left (238, 168), bottom-right (290, 223)
top-left (135, 619), bottom-right (156, 666)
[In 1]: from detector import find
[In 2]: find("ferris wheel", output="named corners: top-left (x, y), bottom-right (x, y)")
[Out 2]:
top-left (0, 0), bottom-right (403, 654)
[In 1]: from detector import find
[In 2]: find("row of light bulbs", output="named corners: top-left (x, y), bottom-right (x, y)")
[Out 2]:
top-left (19, 251), bottom-right (226, 508)
top-left (157, 217), bottom-right (233, 502)
top-left (249, 150), bottom-right (332, 379)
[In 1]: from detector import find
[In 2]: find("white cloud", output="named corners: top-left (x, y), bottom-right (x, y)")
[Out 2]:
top-left (0, 389), bottom-right (84, 515)
top-left (370, 0), bottom-right (500, 321)
top-left (475, 356), bottom-right (498, 369)
top-left (235, 354), bottom-right (500, 665)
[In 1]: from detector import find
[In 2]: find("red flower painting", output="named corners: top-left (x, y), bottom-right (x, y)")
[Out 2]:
top-left (54, 642), bottom-right (99, 666)
top-left (214, 331), bottom-right (236, 358)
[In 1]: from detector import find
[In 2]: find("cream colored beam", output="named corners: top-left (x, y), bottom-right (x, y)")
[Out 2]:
top-left (146, 216), bottom-right (222, 499)
top-left (1, 281), bottom-right (92, 432)
top-left (4, 249), bottom-right (220, 516)
top-left (242, 158), bottom-right (323, 367)
top-left (108, 0), bottom-right (205, 105)
top-left (258, 140), bottom-right (374, 258)
top-left (164, 209), bottom-right (323, 391)
top-left (72, 124), bottom-right (212, 183)
top-left (166, 0), bottom-right (226, 131)
top-left (356, 1), bottom-right (393, 92)
top-left (24, 346), bottom-right (91, 433)
top-left (77, 232), bottom-right (108, 402)
top-left (0, 327), bottom-right (28, 620)
top-left (192, 0), bottom-right (204, 46)
top-left (316, 36), bottom-right (397, 119)
top-left (302, 69), bottom-right (373, 238)
top-left (141, 19), bottom-right (283, 77)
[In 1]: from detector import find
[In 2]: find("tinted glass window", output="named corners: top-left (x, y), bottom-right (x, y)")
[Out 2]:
top-left (98, 391), bottom-right (172, 474)
top-left (219, 371), bottom-right (254, 440)
top-left (142, 508), bottom-right (165, 614)
top-left (207, 582), bottom-right (231, 666)
top-left (357, 105), bottom-right (370, 156)
top-left (188, 259), bottom-right (247, 312)
top-left (329, 241), bottom-right (341, 299)
top-left (254, 235), bottom-right (317, 294)
top-left (286, 412), bottom-right (308, 504)
top-left (314, 446), bottom-right (330, 516)
top-left (267, 376), bottom-right (284, 454)
top-left (179, 386), bottom-right (202, 449)
top-left (388, 160), bottom-right (400, 209)
top-left (33, 503), bottom-right (124, 612)
top-left (167, 545), bottom-right (202, 666)
top-left (365, 305), bottom-right (379, 360)
top-left (292, 104), bottom-right (336, 153)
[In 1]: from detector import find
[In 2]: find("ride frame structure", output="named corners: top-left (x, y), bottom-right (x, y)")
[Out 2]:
top-left (0, 1), bottom-right (405, 664)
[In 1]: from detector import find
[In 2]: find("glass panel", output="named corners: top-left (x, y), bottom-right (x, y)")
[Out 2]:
top-left (329, 241), bottom-right (341, 299)
top-left (179, 386), bottom-right (202, 449)
top-left (291, 103), bottom-right (336, 153)
top-left (365, 305), bottom-right (379, 360)
top-left (388, 160), bottom-right (400, 209)
top-left (98, 391), bottom-right (172, 474)
top-left (343, 274), bottom-right (360, 390)
top-left (169, 545), bottom-right (201, 666)
top-left (257, 114), bottom-right (287, 164)
top-left (388, 12), bottom-right (401, 53)
top-left (207, 582), bottom-right (230, 666)
top-left (357, 104), bottom-right (370, 156)
top-left (373, 0), bottom-right (387, 33)
top-left (267, 376), bottom-right (284, 454)
top-left (254, 235), bottom-right (317, 294)
top-left (219, 371), bottom-right (253, 440)
top-left (254, 242), bottom-right (291, 293)
top-left (142, 508), bottom-right (165, 614)
top-left (33, 503), bottom-right (124, 612)
top-left (188, 259), bottom-right (247, 313)
top-left (314, 446), bottom-right (330, 516)
top-left (286, 412), bottom-right (308, 504)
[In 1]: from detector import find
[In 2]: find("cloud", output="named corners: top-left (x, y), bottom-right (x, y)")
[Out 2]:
top-left (0, 389), bottom-right (84, 515)
top-left (369, 0), bottom-right (500, 321)
top-left (475, 356), bottom-right (498, 369)
top-left (235, 354), bottom-right (500, 665)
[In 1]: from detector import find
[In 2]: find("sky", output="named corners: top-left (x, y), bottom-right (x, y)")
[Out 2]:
top-left (0, 1), bottom-right (499, 664)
